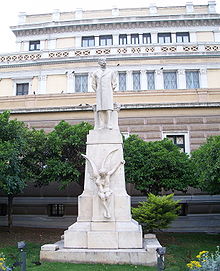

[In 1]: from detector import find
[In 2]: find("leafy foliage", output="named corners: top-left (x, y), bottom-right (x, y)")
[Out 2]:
top-left (123, 135), bottom-right (195, 194)
top-left (0, 111), bottom-right (28, 196)
top-left (191, 136), bottom-right (220, 194)
top-left (132, 193), bottom-right (180, 233)
top-left (35, 120), bottom-right (93, 188)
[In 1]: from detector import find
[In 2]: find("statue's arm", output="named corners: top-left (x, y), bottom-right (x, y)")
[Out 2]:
top-left (108, 160), bottom-right (125, 176)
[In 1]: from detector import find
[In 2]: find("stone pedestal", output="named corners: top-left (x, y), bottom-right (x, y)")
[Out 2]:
top-left (40, 109), bottom-right (161, 266)
top-left (64, 125), bottom-right (143, 249)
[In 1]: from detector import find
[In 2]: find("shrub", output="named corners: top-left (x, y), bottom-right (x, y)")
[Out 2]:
top-left (191, 136), bottom-right (220, 194)
top-left (132, 193), bottom-right (180, 233)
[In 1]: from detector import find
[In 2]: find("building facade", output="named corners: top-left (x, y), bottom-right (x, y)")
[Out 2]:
top-left (0, 1), bottom-right (220, 231)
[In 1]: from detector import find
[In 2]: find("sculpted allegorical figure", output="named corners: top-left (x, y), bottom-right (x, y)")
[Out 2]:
top-left (82, 149), bottom-right (124, 219)
top-left (92, 57), bottom-right (117, 129)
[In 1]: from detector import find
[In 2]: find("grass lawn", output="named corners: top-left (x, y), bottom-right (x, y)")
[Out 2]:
top-left (0, 227), bottom-right (219, 271)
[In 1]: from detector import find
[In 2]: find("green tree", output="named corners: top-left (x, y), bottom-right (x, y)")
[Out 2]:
top-left (132, 193), bottom-right (180, 233)
top-left (191, 136), bottom-right (220, 194)
top-left (0, 111), bottom-right (29, 229)
top-left (123, 135), bottom-right (194, 194)
top-left (35, 120), bottom-right (93, 188)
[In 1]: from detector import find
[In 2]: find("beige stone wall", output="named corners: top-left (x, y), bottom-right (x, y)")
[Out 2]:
top-left (9, 106), bottom-right (220, 152)
top-left (197, 31), bottom-right (214, 42)
top-left (0, 89), bottom-right (219, 111)
top-left (25, 14), bottom-right (51, 24)
top-left (207, 70), bottom-right (220, 89)
top-left (46, 75), bottom-right (67, 94)
top-left (157, 7), bottom-right (185, 15)
top-left (56, 38), bottom-right (75, 49)
top-left (60, 12), bottom-right (74, 21)
top-left (0, 79), bottom-right (13, 96)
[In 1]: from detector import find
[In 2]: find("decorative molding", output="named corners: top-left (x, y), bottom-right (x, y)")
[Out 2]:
top-left (2, 102), bottom-right (220, 115)
top-left (11, 16), bottom-right (220, 37)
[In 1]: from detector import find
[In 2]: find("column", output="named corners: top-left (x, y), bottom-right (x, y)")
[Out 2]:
top-left (88, 73), bottom-right (94, 93)
top-left (48, 39), bottom-right (56, 50)
top-left (112, 7), bottom-right (119, 17)
top-left (186, 2), bottom-right (194, 13)
top-left (155, 69), bottom-right (163, 90)
top-left (18, 12), bottom-right (26, 24)
top-left (38, 75), bottom-right (47, 94)
top-left (149, 3), bottom-right (157, 15)
top-left (200, 68), bottom-right (208, 88)
top-left (75, 8), bottom-right (83, 19)
top-left (52, 9), bottom-right (60, 21)
top-left (214, 32), bottom-right (220, 42)
top-left (113, 34), bottom-right (118, 46)
top-left (95, 36), bottom-right (99, 47)
top-left (178, 69), bottom-right (186, 89)
top-left (151, 33), bottom-right (157, 44)
top-left (23, 41), bottom-right (29, 52)
top-left (190, 32), bottom-right (197, 43)
top-left (208, 1), bottom-right (216, 13)
top-left (140, 70), bottom-right (147, 90)
top-left (171, 33), bottom-right (176, 44)
top-left (75, 36), bottom-right (81, 48)
top-left (127, 34), bottom-right (131, 45)
top-left (67, 72), bottom-right (75, 93)
top-left (126, 71), bottom-right (133, 91)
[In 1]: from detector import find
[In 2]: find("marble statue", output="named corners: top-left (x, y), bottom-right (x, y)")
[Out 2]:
top-left (82, 149), bottom-right (124, 219)
top-left (92, 57), bottom-right (117, 129)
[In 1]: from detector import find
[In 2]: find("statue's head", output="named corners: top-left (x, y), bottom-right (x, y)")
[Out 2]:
top-left (99, 167), bottom-right (107, 177)
top-left (98, 57), bottom-right (106, 68)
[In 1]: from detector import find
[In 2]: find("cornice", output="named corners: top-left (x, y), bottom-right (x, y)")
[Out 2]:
top-left (3, 102), bottom-right (220, 115)
top-left (11, 14), bottom-right (220, 37)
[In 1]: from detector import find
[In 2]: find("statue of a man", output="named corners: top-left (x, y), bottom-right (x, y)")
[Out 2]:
top-left (92, 57), bottom-right (117, 129)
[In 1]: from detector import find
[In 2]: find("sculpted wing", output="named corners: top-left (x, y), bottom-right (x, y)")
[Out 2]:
top-left (101, 148), bottom-right (119, 169)
top-left (82, 154), bottom-right (99, 179)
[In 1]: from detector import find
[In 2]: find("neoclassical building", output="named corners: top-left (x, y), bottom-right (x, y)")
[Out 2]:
top-left (0, 2), bottom-right (220, 231)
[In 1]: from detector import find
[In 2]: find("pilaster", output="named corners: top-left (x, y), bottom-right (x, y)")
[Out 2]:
top-left (155, 69), bottom-right (163, 90)
top-left (178, 69), bottom-right (186, 89)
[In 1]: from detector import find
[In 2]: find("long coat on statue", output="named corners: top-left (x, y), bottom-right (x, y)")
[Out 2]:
top-left (92, 68), bottom-right (117, 111)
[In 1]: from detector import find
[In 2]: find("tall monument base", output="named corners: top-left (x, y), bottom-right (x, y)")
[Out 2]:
top-left (40, 235), bottom-right (161, 266)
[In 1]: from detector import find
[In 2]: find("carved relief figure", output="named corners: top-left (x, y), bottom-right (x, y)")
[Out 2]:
top-left (92, 57), bottom-right (117, 129)
top-left (82, 149), bottom-right (124, 218)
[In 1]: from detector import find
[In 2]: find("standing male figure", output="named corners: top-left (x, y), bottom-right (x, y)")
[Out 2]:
top-left (92, 57), bottom-right (117, 129)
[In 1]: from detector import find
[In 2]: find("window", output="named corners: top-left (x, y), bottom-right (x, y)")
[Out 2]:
top-left (166, 135), bottom-right (185, 152)
top-left (0, 204), bottom-right (7, 216)
top-left (82, 36), bottom-right (95, 47)
top-left (133, 71), bottom-right (141, 91)
top-left (158, 33), bottom-right (172, 44)
top-left (163, 71), bottom-right (177, 89)
top-left (99, 35), bottom-right (113, 46)
top-left (176, 32), bottom-right (190, 43)
top-left (186, 71), bottom-right (200, 89)
top-left (75, 74), bottom-right (88, 92)
top-left (119, 34), bottom-right (127, 45)
top-left (162, 132), bottom-right (190, 154)
top-left (29, 40), bottom-right (40, 51)
top-left (16, 83), bottom-right (29, 95)
top-left (119, 72), bottom-right (127, 91)
top-left (49, 204), bottom-right (64, 217)
top-left (131, 34), bottom-right (139, 45)
top-left (147, 72), bottom-right (155, 90)
top-left (143, 33), bottom-right (151, 44)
